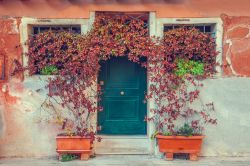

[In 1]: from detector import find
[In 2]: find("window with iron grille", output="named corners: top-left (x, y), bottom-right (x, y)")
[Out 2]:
top-left (163, 23), bottom-right (217, 73)
top-left (164, 24), bottom-right (216, 37)
top-left (32, 25), bottom-right (81, 35)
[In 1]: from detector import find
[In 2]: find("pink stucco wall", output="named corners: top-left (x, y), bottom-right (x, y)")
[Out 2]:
top-left (0, 1), bottom-right (250, 157)
top-left (0, 0), bottom-right (250, 18)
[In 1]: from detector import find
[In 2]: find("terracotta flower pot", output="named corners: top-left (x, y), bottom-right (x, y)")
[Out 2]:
top-left (156, 135), bottom-right (204, 161)
top-left (56, 136), bottom-right (92, 160)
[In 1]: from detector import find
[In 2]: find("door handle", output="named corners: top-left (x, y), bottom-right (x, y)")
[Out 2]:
top-left (120, 91), bottom-right (125, 95)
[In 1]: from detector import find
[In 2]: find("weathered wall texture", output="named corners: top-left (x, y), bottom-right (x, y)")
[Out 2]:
top-left (0, 18), bottom-right (22, 81)
top-left (222, 15), bottom-right (250, 76)
top-left (200, 78), bottom-right (250, 156)
top-left (0, 77), bottom-right (60, 157)
top-left (0, 2), bottom-right (250, 157)
top-left (0, 18), bottom-right (58, 157)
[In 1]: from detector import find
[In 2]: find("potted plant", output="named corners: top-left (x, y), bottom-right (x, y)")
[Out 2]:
top-left (148, 27), bottom-right (218, 161)
top-left (155, 124), bottom-right (205, 161)
top-left (56, 134), bottom-right (92, 160)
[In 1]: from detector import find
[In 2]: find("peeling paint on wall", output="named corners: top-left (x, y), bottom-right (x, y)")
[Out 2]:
top-left (9, 18), bottom-right (19, 34)
top-left (222, 14), bottom-right (250, 76)
top-left (0, 78), bottom-right (60, 157)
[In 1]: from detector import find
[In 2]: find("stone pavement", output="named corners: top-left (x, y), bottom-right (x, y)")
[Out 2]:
top-left (1, 155), bottom-right (250, 166)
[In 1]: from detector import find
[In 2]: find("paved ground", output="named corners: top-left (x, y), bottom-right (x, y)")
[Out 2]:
top-left (1, 155), bottom-right (250, 166)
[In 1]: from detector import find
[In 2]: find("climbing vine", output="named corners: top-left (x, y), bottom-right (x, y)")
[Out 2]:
top-left (148, 27), bottom-right (218, 136)
top-left (25, 14), bottom-right (218, 140)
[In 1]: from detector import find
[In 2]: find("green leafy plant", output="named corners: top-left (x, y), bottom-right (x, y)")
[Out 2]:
top-left (61, 154), bottom-right (78, 162)
top-left (40, 65), bottom-right (58, 75)
top-left (151, 131), bottom-right (171, 139)
top-left (151, 131), bottom-right (159, 139)
top-left (162, 131), bottom-right (171, 136)
top-left (175, 59), bottom-right (204, 77)
top-left (178, 123), bottom-right (194, 136)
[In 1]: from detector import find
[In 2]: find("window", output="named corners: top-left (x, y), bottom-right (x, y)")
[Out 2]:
top-left (32, 25), bottom-right (81, 35)
top-left (21, 17), bottom-right (90, 78)
top-left (29, 25), bottom-right (82, 75)
top-left (163, 23), bottom-right (218, 74)
top-left (164, 24), bottom-right (216, 37)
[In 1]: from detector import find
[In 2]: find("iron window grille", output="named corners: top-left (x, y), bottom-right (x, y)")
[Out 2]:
top-left (164, 24), bottom-right (216, 37)
top-left (32, 25), bottom-right (81, 35)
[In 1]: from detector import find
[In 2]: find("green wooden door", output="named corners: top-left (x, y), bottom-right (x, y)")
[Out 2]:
top-left (98, 56), bottom-right (147, 135)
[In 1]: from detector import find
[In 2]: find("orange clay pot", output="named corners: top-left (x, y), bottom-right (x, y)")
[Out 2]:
top-left (156, 135), bottom-right (204, 161)
top-left (56, 136), bottom-right (92, 160)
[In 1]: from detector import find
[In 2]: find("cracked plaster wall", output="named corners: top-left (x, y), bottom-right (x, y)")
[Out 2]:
top-left (222, 14), bottom-right (250, 76)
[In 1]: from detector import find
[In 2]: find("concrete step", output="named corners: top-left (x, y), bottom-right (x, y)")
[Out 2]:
top-left (94, 135), bottom-right (150, 154)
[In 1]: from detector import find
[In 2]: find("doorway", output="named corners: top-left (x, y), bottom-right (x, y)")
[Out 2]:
top-left (98, 56), bottom-right (147, 135)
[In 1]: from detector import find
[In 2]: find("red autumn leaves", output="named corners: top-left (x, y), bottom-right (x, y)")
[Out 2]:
top-left (26, 14), bottom-right (217, 137)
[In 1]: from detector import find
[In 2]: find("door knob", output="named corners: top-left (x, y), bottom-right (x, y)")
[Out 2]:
top-left (120, 91), bottom-right (125, 95)
top-left (100, 81), bottom-right (104, 85)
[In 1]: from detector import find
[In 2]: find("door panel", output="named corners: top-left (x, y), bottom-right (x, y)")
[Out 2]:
top-left (107, 60), bottom-right (139, 89)
top-left (107, 97), bottom-right (139, 120)
top-left (98, 56), bottom-right (147, 135)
